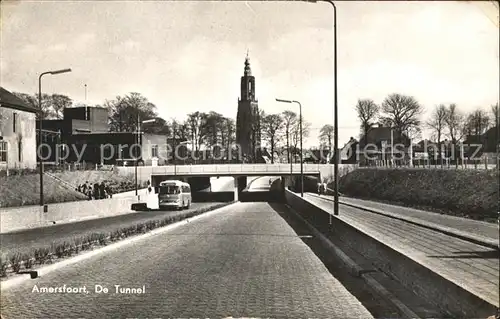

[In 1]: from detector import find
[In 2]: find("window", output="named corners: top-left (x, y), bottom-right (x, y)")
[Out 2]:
top-left (13, 113), bottom-right (17, 133)
top-left (18, 141), bottom-right (22, 162)
top-left (151, 145), bottom-right (158, 158)
top-left (0, 141), bottom-right (7, 162)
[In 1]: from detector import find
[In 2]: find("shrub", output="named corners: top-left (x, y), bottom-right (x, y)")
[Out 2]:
top-left (0, 259), bottom-right (7, 277)
top-left (23, 254), bottom-right (34, 269)
top-left (10, 253), bottom-right (21, 273)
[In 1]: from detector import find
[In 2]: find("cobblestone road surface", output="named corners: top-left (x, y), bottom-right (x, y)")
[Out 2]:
top-left (1, 202), bottom-right (374, 319)
top-left (0, 202), bottom-right (224, 257)
top-left (305, 194), bottom-right (500, 308)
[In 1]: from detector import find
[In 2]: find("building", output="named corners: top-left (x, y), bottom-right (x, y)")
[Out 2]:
top-left (358, 124), bottom-right (411, 165)
top-left (236, 53), bottom-right (264, 163)
top-left (37, 106), bottom-right (187, 166)
top-left (0, 87), bottom-right (39, 170)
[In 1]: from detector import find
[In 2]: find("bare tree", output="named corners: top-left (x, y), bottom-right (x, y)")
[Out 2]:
top-left (444, 104), bottom-right (465, 143)
top-left (355, 99), bottom-right (379, 146)
top-left (380, 93), bottom-right (424, 143)
top-left (186, 111), bottom-right (207, 154)
top-left (281, 110), bottom-right (298, 164)
top-left (319, 124), bottom-right (334, 150)
top-left (261, 113), bottom-right (284, 164)
top-left (426, 104), bottom-right (447, 144)
top-left (292, 120), bottom-right (311, 163)
top-left (464, 109), bottom-right (490, 136)
top-left (491, 103), bottom-right (499, 128)
top-left (220, 117), bottom-right (236, 159)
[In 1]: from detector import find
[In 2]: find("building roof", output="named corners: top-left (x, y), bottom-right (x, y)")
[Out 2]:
top-left (0, 87), bottom-right (39, 113)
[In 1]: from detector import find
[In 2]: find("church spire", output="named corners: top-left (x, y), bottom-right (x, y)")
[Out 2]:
top-left (244, 50), bottom-right (252, 76)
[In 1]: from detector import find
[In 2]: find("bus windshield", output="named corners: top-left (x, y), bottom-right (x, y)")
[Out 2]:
top-left (159, 185), bottom-right (180, 195)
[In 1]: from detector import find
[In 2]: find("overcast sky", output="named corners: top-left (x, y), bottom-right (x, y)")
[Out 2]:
top-left (1, 1), bottom-right (498, 146)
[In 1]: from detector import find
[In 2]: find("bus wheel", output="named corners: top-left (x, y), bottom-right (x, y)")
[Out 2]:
top-left (186, 201), bottom-right (190, 209)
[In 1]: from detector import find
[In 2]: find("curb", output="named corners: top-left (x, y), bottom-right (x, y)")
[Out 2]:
top-left (284, 204), bottom-right (421, 319)
top-left (308, 193), bottom-right (498, 250)
top-left (1, 202), bottom-right (236, 289)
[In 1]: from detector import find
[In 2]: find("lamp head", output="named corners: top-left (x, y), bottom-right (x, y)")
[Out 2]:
top-left (276, 98), bottom-right (292, 103)
top-left (50, 68), bottom-right (72, 75)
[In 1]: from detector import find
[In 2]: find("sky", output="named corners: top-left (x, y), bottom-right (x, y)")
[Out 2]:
top-left (1, 0), bottom-right (498, 147)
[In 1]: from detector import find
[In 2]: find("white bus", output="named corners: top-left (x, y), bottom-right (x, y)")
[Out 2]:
top-left (157, 180), bottom-right (192, 210)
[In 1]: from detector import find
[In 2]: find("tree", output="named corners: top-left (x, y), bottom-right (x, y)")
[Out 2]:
top-left (13, 92), bottom-right (51, 119)
top-left (444, 104), bottom-right (466, 167)
top-left (261, 113), bottom-right (284, 164)
top-left (426, 104), bottom-right (447, 144)
top-left (464, 109), bottom-right (490, 136)
top-left (490, 103), bottom-right (499, 128)
top-left (291, 120), bottom-right (311, 163)
top-left (107, 93), bottom-right (158, 132)
top-left (380, 93), bottom-right (424, 143)
top-left (319, 124), bottom-right (334, 150)
top-left (220, 117), bottom-right (236, 156)
top-left (186, 111), bottom-right (207, 154)
top-left (282, 110), bottom-right (298, 163)
top-left (50, 94), bottom-right (73, 119)
top-left (444, 104), bottom-right (465, 143)
top-left (355, 99), bottom-right (379, 146)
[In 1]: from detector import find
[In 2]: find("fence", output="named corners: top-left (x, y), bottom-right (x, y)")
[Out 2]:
top-left (362, 156), bottom-right (498, 170)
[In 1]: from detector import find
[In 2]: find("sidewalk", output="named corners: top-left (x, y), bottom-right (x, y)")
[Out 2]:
top-left (305, 194), bottom-right (500, 308)
top-left (311, 193), bottom-right (498, 248)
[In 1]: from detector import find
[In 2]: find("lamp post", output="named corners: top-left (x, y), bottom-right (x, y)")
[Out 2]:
top-left (135, 117), bottom-right (156, 196)
top-left (303, 0), bottom-right (338, 215)
top-left (38, 68), bottom-right (71, 211)
top-left (276, 98), bottom-right (303, 197)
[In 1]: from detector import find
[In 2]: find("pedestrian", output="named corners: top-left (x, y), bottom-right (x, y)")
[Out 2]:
top-left (82, 183), bottom-right (87, 194)
top-left (93, 183), bottom-right (100, 199)
top-left (99, 182), bottom-right (106, 199)
top-left (87, 185), bottom-right (93, 200)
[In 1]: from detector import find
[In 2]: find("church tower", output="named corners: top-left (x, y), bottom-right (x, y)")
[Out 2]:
top-left (236, 52), bottom-right (262, 163)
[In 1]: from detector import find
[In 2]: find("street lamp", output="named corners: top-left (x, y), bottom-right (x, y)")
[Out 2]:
top-left (303, 0), bottom-right (338, 215)
top-left (38, 68), bottom-right (71, 211)
top-left (276, 98), bottom-right (303, 197)
top-left (135, 117), bottom-right (157, 196)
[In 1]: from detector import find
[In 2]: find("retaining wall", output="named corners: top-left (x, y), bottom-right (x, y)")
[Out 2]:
top-left (0, 197), bottom-right (138, 234)
top-left (284, 190), bottom-right (497, 318)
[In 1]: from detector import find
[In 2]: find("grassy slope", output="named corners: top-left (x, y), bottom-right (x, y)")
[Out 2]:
top-left (0, 171), bottom-right (139, 208)
top-left (0, 174), bottom-right (87, 208)
top-left (335, 168), bottom-right (498, 222)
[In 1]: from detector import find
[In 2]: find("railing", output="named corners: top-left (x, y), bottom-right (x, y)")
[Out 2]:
top-left (116, 163), bottom-right (331, 175)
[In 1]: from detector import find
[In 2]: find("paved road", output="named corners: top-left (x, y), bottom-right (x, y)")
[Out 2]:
top-left (0, 202), bottom-right (222, 257)
top-left (1, 202), bottom-right (373, 318)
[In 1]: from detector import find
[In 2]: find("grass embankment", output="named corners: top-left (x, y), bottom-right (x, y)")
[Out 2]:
top-left (0, 202), bottom-right (231, 279)
top-left (0, 170), bottom-right (139, 208)
top-left (0, 171), bottom-right (87, 208)
top-left (334, 168), bottom-right (498, 222)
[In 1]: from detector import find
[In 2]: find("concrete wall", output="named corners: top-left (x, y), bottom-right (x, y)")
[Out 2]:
top-left (284, 190), bottom-right (496, 318)
top-left (0, 197), bottom-right (138, 233)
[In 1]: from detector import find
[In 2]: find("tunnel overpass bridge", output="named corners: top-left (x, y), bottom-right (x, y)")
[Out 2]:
top-left (117, 163), bottom-right (337, 180)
